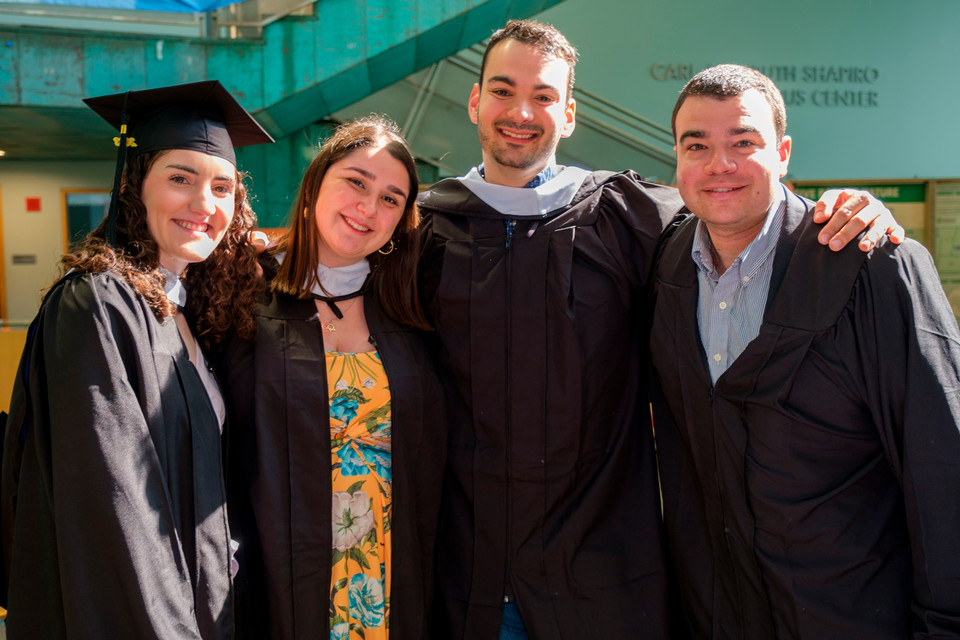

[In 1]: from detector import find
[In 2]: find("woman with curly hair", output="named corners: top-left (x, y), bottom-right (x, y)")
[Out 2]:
top-left (0, 81), bottom-right (272, 640)
top-left (220, 115), bottom-right (446, 640)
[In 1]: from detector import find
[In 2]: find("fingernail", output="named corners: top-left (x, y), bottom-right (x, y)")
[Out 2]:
top-left (829, 238), bottom-right (842, 251)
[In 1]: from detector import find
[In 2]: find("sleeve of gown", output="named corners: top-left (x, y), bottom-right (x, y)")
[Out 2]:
top-left (414, 210), bottom-right (443, 321)
top-left (21, 275), bottom-right (204, 639)
top-left (852, 240), bottom-right (960, 637)
top-left (216, 330), bottom-right (267, 640)
top-left (596, 172), bottom-right (686, 291)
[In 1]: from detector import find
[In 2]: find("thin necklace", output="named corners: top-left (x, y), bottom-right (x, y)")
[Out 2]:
top-left (313, 290), bottom-right (363, 332)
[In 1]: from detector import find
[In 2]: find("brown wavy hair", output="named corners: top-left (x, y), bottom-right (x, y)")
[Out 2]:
top-left (271, 114), bottom-right (429, 330)
top-left (56, 150), bottom-right (262, 350)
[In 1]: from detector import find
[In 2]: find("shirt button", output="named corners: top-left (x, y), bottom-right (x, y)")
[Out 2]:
top-left (742, 276), bottom-right (750, 283)
top-left (718, 301), bottom-right (727, 310)
top-left (713, 353), bottom-right (722, 362)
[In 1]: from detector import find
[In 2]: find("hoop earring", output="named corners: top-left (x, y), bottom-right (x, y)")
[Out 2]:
top-left (378, 239), bottom-right (395, 255)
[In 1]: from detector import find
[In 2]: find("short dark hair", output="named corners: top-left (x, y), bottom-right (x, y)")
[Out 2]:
top-left (480, 20), bottom-right (579, 100)
top-left (672, 64), bottom-right (787, 143)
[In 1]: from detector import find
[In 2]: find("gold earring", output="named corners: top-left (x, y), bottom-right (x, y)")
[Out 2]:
top-left (302, 207), bottom-right (308, 219)
top-left (378, 239), bottom-right (395, 255)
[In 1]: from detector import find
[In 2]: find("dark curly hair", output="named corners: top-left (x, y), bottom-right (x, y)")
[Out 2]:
top-left (56, 150), bottom-right (262, 351)
top-left (271, 114), bottom-right (429, 330)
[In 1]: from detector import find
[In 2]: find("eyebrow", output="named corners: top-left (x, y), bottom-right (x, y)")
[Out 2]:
top-left (678, 130), bottom-right (705, 145)
top-left (165, 163), bottom-right (235, 182)
top-left (486, 75), bottom-right (560, 94)
top-left (730, 125), bottom-right (761, 136)
top-left (486, 75), bottom-right (515, 87)
top-left (678, 126), bottom-right (762, 145)
top-left (344, 166), bottom-right (408, 200)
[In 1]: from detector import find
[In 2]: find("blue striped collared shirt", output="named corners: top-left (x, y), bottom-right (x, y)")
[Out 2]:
top-left (692, 186), bottom-right (787, 384)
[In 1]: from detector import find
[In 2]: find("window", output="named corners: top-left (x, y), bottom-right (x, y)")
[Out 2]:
top-left (63, 191), bottom-right (110, 251)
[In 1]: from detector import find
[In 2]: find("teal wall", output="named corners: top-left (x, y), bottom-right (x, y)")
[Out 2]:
top-left (236, 121), bottom-right (336, 229)
top-left (1, 0), bottom-right (566, 229)
top-left (536, 0), bottom-right (959, 181)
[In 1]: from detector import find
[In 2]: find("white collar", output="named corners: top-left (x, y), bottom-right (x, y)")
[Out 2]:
top-left (160, 266), bottom-right (187, 309)
top-left (456, 165), bottom-right (591, 217)
top-left (310, 259), bottom-right (370, 297)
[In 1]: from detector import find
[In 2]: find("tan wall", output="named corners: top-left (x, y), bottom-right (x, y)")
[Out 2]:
top-left (0, 160), bottom-right (112, 324)
top-left (1, 329), bottom-right (27, 413)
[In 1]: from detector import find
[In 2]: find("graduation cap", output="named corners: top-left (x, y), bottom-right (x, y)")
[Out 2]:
top-left (83, 80), bottom-right (274, 245)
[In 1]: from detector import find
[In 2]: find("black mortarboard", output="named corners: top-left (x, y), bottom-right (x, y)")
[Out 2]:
top-left (83, 80), bottom-right (274, 244)
top-left (84, 80), bottom-right (272, 165)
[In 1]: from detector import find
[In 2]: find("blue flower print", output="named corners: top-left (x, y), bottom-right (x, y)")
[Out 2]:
top-left (331, 623), bottom-right (350, 640)
top-left (348, 574), bottom-right (385, 628)
top-left (330, 395), bottom-right (358, 424)
top-left (337, 444), bottom-right (392, 480)
top-left (368, 418), bottom-right (392, 439)
top-left (361, 445), bottom-right (392, 482)
top-left (337, 445), bottom-right (369, 477)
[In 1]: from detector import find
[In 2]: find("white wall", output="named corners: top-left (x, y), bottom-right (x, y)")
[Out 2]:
top-left (0, 160), bottom-right (113, 324)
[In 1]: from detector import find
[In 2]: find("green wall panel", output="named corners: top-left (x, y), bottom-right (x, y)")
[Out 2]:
top-left (314, 0), bottom-right (367, 74)
top-left (0, 33), bottom-right (20, 104)
top-left (414, 0), bottom-right (471, 28)
top-left (367, 39), bottom-right (417, 93)
top-left (261, 20), bottom-right (298, 105)
top-left (414, 16), bottom-right (468, 68)
top-left (207, 41), bottom-right (265, 109)
top-left (261, 18), bottom-right (321, 106)
top-left (366, 2), bottom-right (417, 51)
top-left (284, 18), bottom-right (321, 90)
top-left (83, 40), bottom-right (148, 97)
top-left (508, 0), bottom-right (554, 19)
top-left (461, 0), bottom-right (512, 47)
top-left (317, 64), bottom-right (372, 115)
top-left (264, 83), bottom-right (330, 135)
top-left (19, 34), bottom-right (86, 106)
top-left (144, 40), bottom-right (209, 88)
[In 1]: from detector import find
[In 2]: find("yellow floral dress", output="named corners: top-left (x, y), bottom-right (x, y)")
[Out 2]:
top-left (327, 351), bottom-right (392, 640)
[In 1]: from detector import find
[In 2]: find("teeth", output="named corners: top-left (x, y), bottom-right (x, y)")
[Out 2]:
top-left (175, 220), bottom-right (209, 232)
top-left (501, 130), bottom-right (535, 140)
top-left (709, 187), bottom-right (737, 192)
top-left (345, 218), bottom-right (370, 232)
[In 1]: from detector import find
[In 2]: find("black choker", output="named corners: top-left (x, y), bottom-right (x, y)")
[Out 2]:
top-left (312, 289), bottom-right (364, 320)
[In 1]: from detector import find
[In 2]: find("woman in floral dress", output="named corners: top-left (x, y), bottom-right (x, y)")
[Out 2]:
top-left (219, 115), bottom-right (446, 639)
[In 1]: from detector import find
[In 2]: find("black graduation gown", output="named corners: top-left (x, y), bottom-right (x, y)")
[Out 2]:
top-left (418, 171), bottom-right (684, 639)
top-left (219, 291), bottom-right (446, 639)
top-left (650, 190), bottom-right (960, 638)
top-left (0, 271), bottom-right (233, 639)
